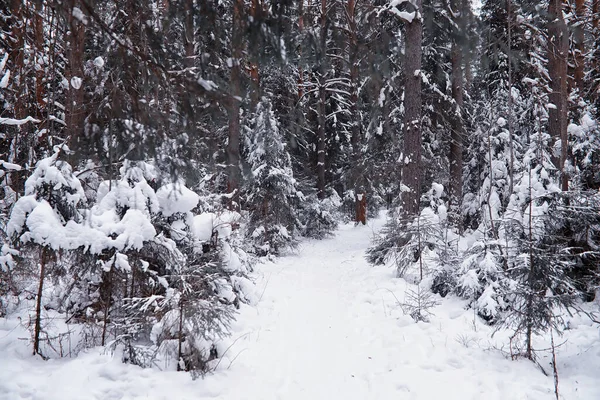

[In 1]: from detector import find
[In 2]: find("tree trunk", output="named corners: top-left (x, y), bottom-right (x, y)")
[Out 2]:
top-left (10, 0), bottom-right (25, 122)
top-left (33, 247), bottom-right (47, 357)
top-left (346, 0), bottom-right (364, 222)
top-left (464, 1), bottom-right (474, 91)
top-left (34, 0), bottom-right (45, 121)
top-left (183, 0), bottom-right (195, 69)
top-left (297, 0), bottom-right (305, 98)
top-left (449, 0), bottom-right (464, 229)
top-left (6, 0), bottom-right (26, 193)
top-left (101, 270), bottom-right (112, 346)
top-left (593, 1), bottom-right (599, 105)
top-left (177, 300), bottom-right (185, 371)
top-left (65, 0), bottom-right (86, 146)
top-left (227, 0), bottom-right (244, 207)
top-left (506, 0), bottom-right (515, 202)
top-left (573, 0), bottom-right (586, 94)
top-left (249, 0), bottom-right (261, 108)
top-left (594, 0), bottom-right (599, 31)
top-left (547, 0), bottom-right (569, 191)
top-left (400, 0), bottom-right (423, 218)
top-left (316, 0), bottom-right (328, 199)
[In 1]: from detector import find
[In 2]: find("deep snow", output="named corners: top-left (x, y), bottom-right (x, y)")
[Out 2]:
top-left (1, 213), bottom-right (599, 400)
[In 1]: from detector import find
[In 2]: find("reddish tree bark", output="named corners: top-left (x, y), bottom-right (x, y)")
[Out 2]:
top-left (449, 0), bottom-right (464, 229)
top-left (65, 0), bottom-right (86, 145)
top-left (547, 0), bottom-right (569, 191)
top-left (316, 0), bottom-right (328, 199)
top-left (34, 1), bottom-right (45, 120)
top-left (346, 0), bottom-right (365, 223)
top-left (400, 0), bottom-right (423, 218)
top-left (10, 0), bottom-right (25, 121)
top-left (573, 0), bottom-right (586, 93)
top-left (297, 0), bottom-right (305, 98)
top-left (227, 0), bottom-right (244, 208)
top-left (249, 0), bottom-right (261, 108)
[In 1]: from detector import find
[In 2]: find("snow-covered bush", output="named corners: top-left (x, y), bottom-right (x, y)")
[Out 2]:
top-left (570, 111), bottom-right (600, 190)
top-left (455, 238), bottom-right (508, 323)
top-left (5, 149), bottom-right (90, 356)
top-left (298, 189), bottom-right (340, 239)
top-left (2, 155), bottom-right (254, 374)
top-left (368, 183), bottom-right (453, 284)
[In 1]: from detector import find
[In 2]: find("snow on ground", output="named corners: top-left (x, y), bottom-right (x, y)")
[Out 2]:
top-left (1, 212), bottom-right (599, 400)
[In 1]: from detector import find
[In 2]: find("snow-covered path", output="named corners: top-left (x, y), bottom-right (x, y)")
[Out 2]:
top-left (1, 214), bottom-right (599, 399)
top-left (200, 215), bottom-right (599, 400)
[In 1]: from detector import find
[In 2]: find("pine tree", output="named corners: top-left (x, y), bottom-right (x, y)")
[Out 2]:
top-left (6, 148), bottom-right (85, 357)
top-left (244, 97), bottom-right (302, 256)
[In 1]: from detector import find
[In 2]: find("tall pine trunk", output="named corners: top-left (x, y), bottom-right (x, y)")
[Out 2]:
top-left (400, 0), bottom-right (423, 218)
top-left (183, 0), bottom-right (195, 70)
top-left (316, 0), bottom-right (328, 199)
top-left (227, 0), bottom-right (244, 207)
top-left (297, 0), bottom-right (305, 98)
top-left (249, 0), bottom-right (261, 109)
top-left (449, 0), bottom-right (464, 229)
top-left (573, 0), bottom-right (586, 94)
top-left (506, 0), bottom-right (515, 202)
top-left (346, 0), bottom-right (364, 222)
top-left (547, 0), bottom-right (569, 191)
top-left (8, 0), bottom-right (25, 192)
top-left (34, 1), bottom-right (45, 121)
top-left (65, 0), bottom-right (86, 146)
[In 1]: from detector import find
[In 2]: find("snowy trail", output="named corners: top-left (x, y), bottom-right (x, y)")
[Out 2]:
top-left (1, 214), bottom-right (599, 399)
top-left (202, 215), bottom-right (596, 400)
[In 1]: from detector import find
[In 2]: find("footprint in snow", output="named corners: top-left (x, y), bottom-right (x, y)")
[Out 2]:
top-left (396, 383), bottom-right (411, 392)
top-left (420, 364), bottom-right (445, 372)
top-left (446, 357), bottom-right (464, 369)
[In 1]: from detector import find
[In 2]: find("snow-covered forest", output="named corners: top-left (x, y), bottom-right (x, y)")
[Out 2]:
top-left (1, 0), bottom-right (599, 398)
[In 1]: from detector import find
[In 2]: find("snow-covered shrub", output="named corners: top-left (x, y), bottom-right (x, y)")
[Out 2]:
top-left (455, 238), bottom-right (508, 323)
top-left (368, 207), bottom-right (439, 279)
top-left (533, 190), bottom-right (600, 299)
top-left (0, 243), bottom-right (19, 317)
top-left (298, 189), bottom-right (340, 239)
top-left (570, 111), bottom-right (600, 190)
top-left (368, 184), bottom-right (453, 284)
top-left (399, 283), bottom-right (439, 323)
top-left (498, 155), bottom-right (579, 357)
top-left (3, 156), bottom-right (253, 374)
top-left (137, 185), bottom-right (255, 375)
top-left (93, 165), bottom-right (250, 375)
top-left (5, 149), bottom-right (89, 356)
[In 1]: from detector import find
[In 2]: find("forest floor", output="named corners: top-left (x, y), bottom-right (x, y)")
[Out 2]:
top-left (1, 212), bottom-right (599, 399)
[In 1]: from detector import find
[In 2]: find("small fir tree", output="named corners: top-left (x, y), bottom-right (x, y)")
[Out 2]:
top-left (243, 97), bottom-right (303, 256)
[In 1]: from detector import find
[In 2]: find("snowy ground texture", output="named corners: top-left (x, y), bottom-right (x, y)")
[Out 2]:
top-left (1, 213), bottom-right (599, 400)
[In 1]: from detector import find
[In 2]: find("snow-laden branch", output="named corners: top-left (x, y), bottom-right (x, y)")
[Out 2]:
top-left (0, 160), bottom-right (22, 171)
top-left (389, 9), bottom-right (415, 23)
top-left (380, 0), bottom-right (419, 23)
top-left (0, 116), bottom-right (40, 126)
